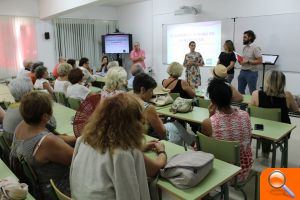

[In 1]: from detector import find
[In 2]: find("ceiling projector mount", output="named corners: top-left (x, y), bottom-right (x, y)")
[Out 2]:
top-left (174, 5), bottom-right (201, 16)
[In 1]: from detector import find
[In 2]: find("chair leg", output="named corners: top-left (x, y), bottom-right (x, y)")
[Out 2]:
top-left (254, 173), bottom-right (259, 200)
top-left (256, 140), bottom-right (261, 158)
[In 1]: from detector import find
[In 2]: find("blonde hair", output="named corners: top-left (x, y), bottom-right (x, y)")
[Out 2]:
top-left (264, 70), bottom-right (286, 97)
top-left (82, 93), bottom-right (145, 153)
top-left (105, 67), bottom-right (127, 90)
top-left (57, 63), bottom-right (73, 77)
top-left (107, 61), bottom-right (119, 70)
top-left (167, 62), bottom-right (183, 78)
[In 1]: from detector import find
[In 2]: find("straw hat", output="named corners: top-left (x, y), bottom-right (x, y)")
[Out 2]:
top-left (153, 86), bottom-right (170, 95)
top-left (212, 64), bottom-right (228, 79)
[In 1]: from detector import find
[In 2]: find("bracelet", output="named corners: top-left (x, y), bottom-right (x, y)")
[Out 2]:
top-left (158, 151), bottom-right (167, 157)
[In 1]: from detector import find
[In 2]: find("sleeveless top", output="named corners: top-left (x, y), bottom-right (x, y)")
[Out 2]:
top-left (258, 90), bottom-right (291, 124)
top-left (210, 108), bottom-right (253, 182)
top-left (10, 130), bottom-right (70, 197)
top-left (162, 79), bottom-right (192, 99)
top-left (143, 102), bottom-right (161, 139)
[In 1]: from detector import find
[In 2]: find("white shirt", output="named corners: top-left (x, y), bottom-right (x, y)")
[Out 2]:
top-left (17, 69), bottom-right (30, 79)
top-left (34, 78), bottom-right (49, 90)
top-left (70, 137), bottom-right (150, 200)
top-left (66, 83), bottom-right (90, 101)
top-left (79, 67), bottom-right (96, 83)
top-left (54, 79), bottom-right (71, 95)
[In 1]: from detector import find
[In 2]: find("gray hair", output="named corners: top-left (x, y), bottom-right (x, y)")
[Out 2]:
top-left (167, 62), bottom-right (183, 78)
top-left (107, 61), bottom-right (119, 70)
top-left (9, 78), bottom-right (33, 101)
top-left (131, 63), bottom-right (143, 76)
top-left (58, 63), bottom-right (72, 77)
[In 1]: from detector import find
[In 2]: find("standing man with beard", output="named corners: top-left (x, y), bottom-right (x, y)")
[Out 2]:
top-left (238, 30), bottom-right (262, 94)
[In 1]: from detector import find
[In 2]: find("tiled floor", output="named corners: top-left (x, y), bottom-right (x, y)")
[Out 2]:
top-left (163, 117), bottom-right (300, 200)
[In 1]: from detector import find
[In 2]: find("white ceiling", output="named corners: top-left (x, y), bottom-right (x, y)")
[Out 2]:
top-left (98, 0), bottom-right (149, 7)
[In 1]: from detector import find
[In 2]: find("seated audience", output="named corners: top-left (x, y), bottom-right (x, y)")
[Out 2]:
top-left (66, 68), bottom-right (92, 101)
top-left (67, 59), bottom-right (76, 68)
top-left (128, 63), bottom-right (143, 89)
top-left (10, 91), bottom-right (75, 199)
top-left (98, 55), bottom-right (109, 74)
top-left (101, 67), bottom-right (127, 98)
top-left (201, 79), bottom-right (253, 182)
top-left (70, 93), bottom-right (166, 199)
top-left (17, 59), bottom-right (33, 79)
top-left (212, 64), bottom-right (243, 102)
top-left (162, 62), bottom-right (195, 99)
top-left (34, 66), bottom-right (53, 95)
top-left (29, 61), bottom-right (43, 84)
top-left (54, 63), bottom-right (72, 95)
top-left (79, 57), bottom-right (96, 83)
top-left (52, 57), bottom-right (66, 78)
top-left (3, 78), bottom-right (33, 143)
top-left (133, 73), bottom-right (195, 145)
top-left (250, 70), bottom-right (298, 159)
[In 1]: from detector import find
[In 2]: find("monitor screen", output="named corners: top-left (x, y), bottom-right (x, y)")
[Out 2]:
top-left (102, 34), bottom-right (132, 54)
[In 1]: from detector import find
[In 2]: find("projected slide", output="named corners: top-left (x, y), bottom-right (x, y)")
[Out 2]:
top-left (105, 35), bottom-right (130, 54)
top-left (166, 21), bottom-right (221, 66)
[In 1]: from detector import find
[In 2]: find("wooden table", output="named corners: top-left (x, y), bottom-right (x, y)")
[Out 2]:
top-left (144, 135), bottom-right (240, 200)
top-left (157, 106), bottom-right (296, 168)
top-left (0, 159), bottom-right (35, 199)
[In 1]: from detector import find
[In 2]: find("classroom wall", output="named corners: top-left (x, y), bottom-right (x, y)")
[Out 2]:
top-left (118, 0), bottom-right (300, 93)
top-left (117, 0), bottom-right (153, 73)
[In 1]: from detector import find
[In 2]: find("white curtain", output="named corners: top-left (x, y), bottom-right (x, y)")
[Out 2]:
top-left (53, 18), bottom-right (117, 69)
top-left (0, 16), bottom-right (37, 79)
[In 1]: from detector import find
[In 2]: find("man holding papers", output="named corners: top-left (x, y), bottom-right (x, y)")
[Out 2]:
top-left (238, 30), bottom-right (262, 94)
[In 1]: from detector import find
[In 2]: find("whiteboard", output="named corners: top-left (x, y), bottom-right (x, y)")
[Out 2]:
top-left (162, 19), bottom-right (234, 65)
top-left (234, 12), bottom-right (300, 72)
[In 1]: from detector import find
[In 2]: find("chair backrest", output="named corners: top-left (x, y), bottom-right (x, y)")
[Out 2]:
top-left (197, 132), bottom-right (240, 165)
top-left (198, 98), bottom-right (211, 108)
top-left (50, 179), bottom-right (71, 200)
top-left (19, 156), bottom-right (41, 198)
top-left (169, 93), bottom-right (180, 100)
top-left (248, 106), bottom-right (281, 121)
top-left (54, 92), bottom-right (68, 106)
top-left (0, 133), bottom-right (11, 164)
top-left (67, 98), bottom-right (81, 110)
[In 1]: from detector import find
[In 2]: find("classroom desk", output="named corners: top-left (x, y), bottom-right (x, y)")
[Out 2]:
top-left (0, 84), bottom-right (15, 103)
top-left (93, 76), bottom-right (107, 88)
top-left (157, 106), bottom-right (296, 168)
top-left (89, 86), bottom-right (102, 93)
top-left (144, 135), bottom-right (241, 200)
top-left (53, 103), bottom-right (76, 135)
top-left (0, 159), bottom-right (35, 200)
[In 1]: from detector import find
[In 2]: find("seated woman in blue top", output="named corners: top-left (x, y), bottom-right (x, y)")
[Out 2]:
top-left (250, 70), bottom-right (298, 159)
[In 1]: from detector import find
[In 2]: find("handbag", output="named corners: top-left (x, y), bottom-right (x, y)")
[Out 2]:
top-left (149, 94), bottom-right (174, 107)
top-left (160, 151), bottom-right (214, 189)
top-left (0, 177), bottom-right (28, 200)
top-left (170, 97), bottom-right (193, 113)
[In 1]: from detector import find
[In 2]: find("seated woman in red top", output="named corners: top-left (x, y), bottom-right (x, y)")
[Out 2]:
top-left (201, 79), bottom-right (253, 182)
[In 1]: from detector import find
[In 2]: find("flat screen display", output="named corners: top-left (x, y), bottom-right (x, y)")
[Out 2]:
top-left (102, 34), bottom-right (132, 54)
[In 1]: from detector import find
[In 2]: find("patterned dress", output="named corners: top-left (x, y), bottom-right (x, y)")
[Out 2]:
top-left (183, 51), bottom-right (204, 88)
top-left (210, 108), bottom-right (253, 182)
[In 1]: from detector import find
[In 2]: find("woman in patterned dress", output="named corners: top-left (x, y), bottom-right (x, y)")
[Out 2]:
top-left (201, 79), bottom-right (253, 182)
top-left (183, 41), bottom-right (205, 88)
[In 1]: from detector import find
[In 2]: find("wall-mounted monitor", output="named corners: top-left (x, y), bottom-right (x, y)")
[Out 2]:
top-left (102, 34), bottom-right (132, 54)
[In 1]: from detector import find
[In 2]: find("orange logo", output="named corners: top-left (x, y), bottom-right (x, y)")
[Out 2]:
top-left (261, 168), bottom-right (299, 199)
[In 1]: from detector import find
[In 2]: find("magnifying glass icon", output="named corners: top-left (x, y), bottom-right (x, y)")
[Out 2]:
top-left (268, 170), bottom-right (295, 198)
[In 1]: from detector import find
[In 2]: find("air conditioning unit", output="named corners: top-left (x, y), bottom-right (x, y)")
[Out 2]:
top-left (174, 5), bottom-right (201, 16)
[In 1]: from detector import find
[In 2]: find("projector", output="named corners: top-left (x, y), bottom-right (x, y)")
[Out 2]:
top-left (174, 5), bottom-right (201, 16)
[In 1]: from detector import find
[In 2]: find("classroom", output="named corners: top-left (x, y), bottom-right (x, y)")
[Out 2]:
top-left (0, 0), bottom-right (300, 199)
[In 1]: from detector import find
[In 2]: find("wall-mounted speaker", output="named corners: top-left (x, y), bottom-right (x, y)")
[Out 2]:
top-left (44, 32), bottom-right (50, 40)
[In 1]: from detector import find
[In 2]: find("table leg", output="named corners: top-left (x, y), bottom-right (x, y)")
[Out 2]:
top-left (221, 183), bottom-right (229, 200)
top-left (271, 143), bottom-right (277, 167)
top-left (281, 137), bottom-right (289, 168)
